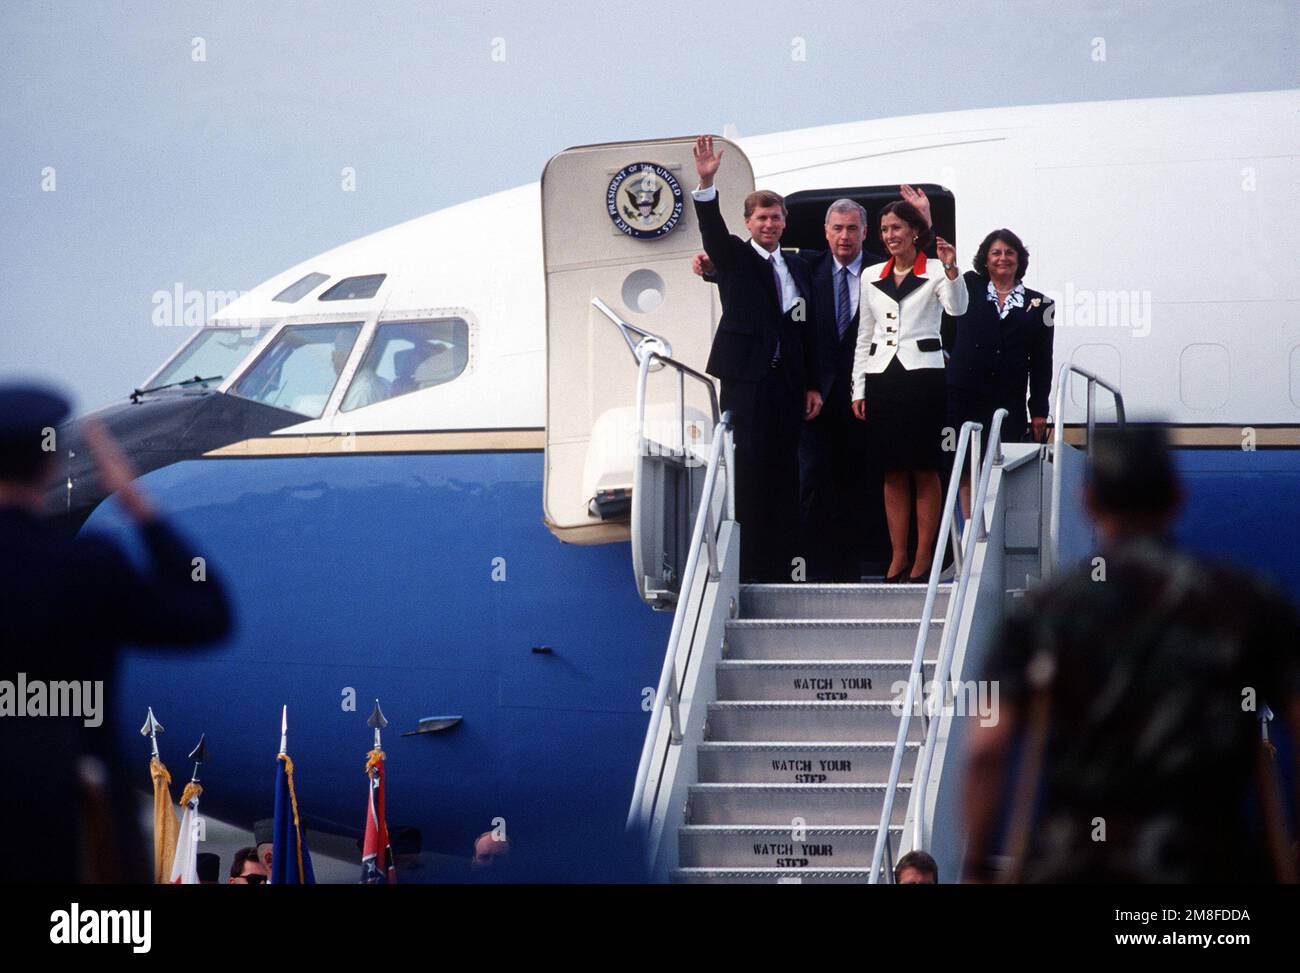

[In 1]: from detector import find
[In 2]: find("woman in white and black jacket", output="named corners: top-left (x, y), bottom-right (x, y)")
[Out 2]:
top-left (851, 200), bottom-right (967, 582)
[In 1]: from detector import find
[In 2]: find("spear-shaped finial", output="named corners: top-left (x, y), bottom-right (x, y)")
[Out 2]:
top-left (368, 699), bottom-right (388, 751)
top-left (279, 705), bottom-right (288, 756)
top-left (140, 707), bottom-right (164, 759)
top-left (187, 733), bottom-right (208, 783)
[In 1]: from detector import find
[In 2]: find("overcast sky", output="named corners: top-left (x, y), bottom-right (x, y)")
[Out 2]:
top-left (1, 0), bottom-right (1295, 411)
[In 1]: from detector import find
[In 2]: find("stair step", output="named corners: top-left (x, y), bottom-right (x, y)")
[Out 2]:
top-left (687, 782), bottom-right (910, 825)
top-left (672, 867), bottom-right (879, 884)
top-left (678, 824), bottom-right (904, 868)
top-left (696, 742), bottom-right (918, 783)
top-left (715, 659), bottom-right (934, 701)
top-left (741, 583), bottom-right (950, 620)
top-left (706, 701), bottom-right (925, 742)
top-left (725, 619), bottom-right (942, 659)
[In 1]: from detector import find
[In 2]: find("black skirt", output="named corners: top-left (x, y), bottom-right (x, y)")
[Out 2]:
top-left (865, 357), bottom-right (946, 472)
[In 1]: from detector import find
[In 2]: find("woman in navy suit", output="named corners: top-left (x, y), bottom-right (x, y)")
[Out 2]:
top-left (851, 201), bottom-right (967, 582)
top-left (941, 229), bottom-right (1055, 514)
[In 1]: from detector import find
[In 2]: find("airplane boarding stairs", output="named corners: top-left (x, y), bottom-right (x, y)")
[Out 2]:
top-left (626, 361), bottom-right (1122, 884)
top-left (673, 582), bottom-right (945, 882)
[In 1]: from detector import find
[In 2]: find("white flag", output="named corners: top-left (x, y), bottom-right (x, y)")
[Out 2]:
top-left (168, 784), bottom-right (203, 884)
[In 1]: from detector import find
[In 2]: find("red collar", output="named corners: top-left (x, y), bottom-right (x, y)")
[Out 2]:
top-left (879, 252), bottom-right (927, 278)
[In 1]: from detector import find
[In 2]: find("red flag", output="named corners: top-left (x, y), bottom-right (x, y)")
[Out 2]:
top-left (361, 749), bottom-right (395, 883)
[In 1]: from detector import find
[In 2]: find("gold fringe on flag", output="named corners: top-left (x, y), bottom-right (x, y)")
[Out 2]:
top-left (178, 780), bottom-right (203, 807)
top-left (149, 756), bottom-right (180, 884)
top-left (278, 753), bottom-right (306, 883)
top-left (365, 748), bottom-right (384, 775)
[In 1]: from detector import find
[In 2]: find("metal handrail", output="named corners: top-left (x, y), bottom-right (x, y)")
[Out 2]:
top-left (867, 419), bottom-right (984, 883)
top-left (593, 296), bottom-right (675, 369)
top-left (1047, 364), bottom-right (1126, 574)
top-left (908, 408), bottom-right (1009, 855)
top-left (631, 348), bottom-right (721, 603)
top-left (626, 412), bottom-right (734, 832)
top-left (633, 349), bottom-right (720, 453)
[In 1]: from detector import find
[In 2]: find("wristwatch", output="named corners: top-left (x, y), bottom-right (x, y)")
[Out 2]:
top-left (942, 262), bottom-right (957, 271)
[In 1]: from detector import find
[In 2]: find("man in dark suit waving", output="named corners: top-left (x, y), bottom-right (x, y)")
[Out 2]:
top-left (691, 135), bottom-right (820, 582)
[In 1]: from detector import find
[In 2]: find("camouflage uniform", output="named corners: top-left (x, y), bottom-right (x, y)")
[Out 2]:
top-left (985, 536), bottom-right (1300, 882)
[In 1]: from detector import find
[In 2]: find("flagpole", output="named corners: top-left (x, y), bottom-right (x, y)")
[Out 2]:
top-left (170, 733), bottom-right (207, 885)
top-left (362, 699), bottom-right (394, 883)
top-left (139, 706), bottom-right (163, 758)
top-left (368, 699), bottom-right (387, 751)
top-left (188, 733), bottom-right (207, 784)
top-left (143, 707), bottom-right (179, 883)
top-left (272, 704), bottom-right (316, 883)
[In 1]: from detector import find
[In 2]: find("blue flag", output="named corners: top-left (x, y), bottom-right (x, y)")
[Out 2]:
top-left (271, 753), bottom-right (316, 884)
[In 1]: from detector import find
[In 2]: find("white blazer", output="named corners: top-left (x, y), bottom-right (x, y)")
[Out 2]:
top-left (851, 254), bottom-right (969, 400)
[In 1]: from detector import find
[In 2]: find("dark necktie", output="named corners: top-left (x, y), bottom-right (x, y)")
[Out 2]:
top-left (769, 254), bottom-right (783, 363)
top-left (836, 265), bottom-right (852, 339)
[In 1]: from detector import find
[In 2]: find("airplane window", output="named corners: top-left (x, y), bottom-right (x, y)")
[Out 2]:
top-left (230, 322), bottom-right (363, 418)
top-left (341, 318), bottom-right (470, 412)
top-left (273, 272), bottom-right (330, 303)
top-left (318, 274), bottom-right (386, 301)
top-left (148, 326), bottom-right (269, 391)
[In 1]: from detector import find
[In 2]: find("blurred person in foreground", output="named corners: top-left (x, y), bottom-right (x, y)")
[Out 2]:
top-left (962, 426), bottom-right (1300, 883)
top-left (0, 382), bottom-right (232, 882)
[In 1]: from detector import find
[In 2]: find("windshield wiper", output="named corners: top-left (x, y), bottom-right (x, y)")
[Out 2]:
top-left (131, 375), bottom-right (223, 402)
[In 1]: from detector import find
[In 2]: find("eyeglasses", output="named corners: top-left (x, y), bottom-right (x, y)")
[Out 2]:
top-left (236, 873), bottom-right (267, 885)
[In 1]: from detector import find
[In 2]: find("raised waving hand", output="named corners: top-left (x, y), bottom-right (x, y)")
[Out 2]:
top-left (693, 135), bottom-right (724, 189)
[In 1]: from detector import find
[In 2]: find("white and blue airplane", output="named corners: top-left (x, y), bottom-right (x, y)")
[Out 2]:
top-left (73, 88), bottom-right (1299, 880)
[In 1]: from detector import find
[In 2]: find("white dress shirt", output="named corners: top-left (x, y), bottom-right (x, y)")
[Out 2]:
top-left (752, 239), bottom-right (800, 314)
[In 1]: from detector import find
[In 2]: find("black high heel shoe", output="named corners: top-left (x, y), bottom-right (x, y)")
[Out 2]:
top-left (884, 563), bottom-right (911, 584)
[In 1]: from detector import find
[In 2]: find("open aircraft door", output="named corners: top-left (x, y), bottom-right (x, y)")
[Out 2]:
top-left (540, 137), bottom-right (753, 588)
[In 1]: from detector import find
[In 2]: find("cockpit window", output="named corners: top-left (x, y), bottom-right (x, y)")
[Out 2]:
top-left (148, 326), bottom-right (269, 391)
top-left (230, 322), bottom-right (362, 418)
top-left (341, 318), bottom-right (470, 412)
top-left (318, 274), bottom-right (386, 301)
top-left (273, 272), bottom-right (329, 303)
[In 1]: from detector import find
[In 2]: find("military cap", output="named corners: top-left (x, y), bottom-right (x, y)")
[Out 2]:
top-left (196, 852), bottom-right (221, 883)
top-left (253, 818), bottom-right (275, 847)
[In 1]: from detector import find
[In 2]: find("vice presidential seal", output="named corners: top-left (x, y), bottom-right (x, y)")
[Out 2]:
top-left (606, 163), bottom-right (684, 240)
